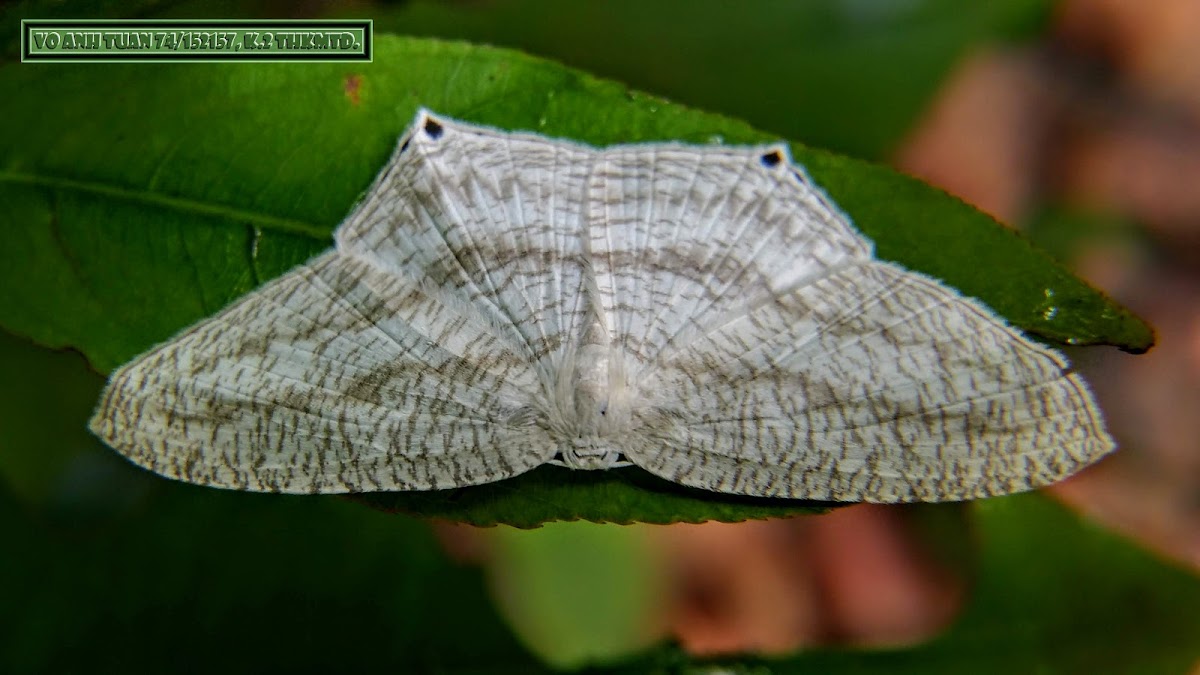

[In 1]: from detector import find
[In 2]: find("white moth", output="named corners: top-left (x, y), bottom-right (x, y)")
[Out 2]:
top-left (90, 109), bottom-right (1114, 502)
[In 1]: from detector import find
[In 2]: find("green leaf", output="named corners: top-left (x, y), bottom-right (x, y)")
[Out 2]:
top-left (354, 464), bottom-right (822, 528)
top-left (801, 153), bottom-right (1153, 352)
top-left (1024, 205), bottom-right (1147, 265)
top-left (0, 36), bottom-right (1151, 527)
top-left (361, 0), bottom-right (1055, 159)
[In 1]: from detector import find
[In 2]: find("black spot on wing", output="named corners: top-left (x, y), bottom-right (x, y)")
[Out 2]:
top-left (760, 150), bottom-right (783, 168)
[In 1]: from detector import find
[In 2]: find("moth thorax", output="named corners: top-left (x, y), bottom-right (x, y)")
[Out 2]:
top-left (571, 342), bottom-right (632, 437)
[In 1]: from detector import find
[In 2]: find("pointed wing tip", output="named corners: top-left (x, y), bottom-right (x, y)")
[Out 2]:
top-left (411, 105), bottom-right (436, 123)
top-left (86, 405), bottom-right (111, 443)
top-left (406, 107), bottom-right (449, 142)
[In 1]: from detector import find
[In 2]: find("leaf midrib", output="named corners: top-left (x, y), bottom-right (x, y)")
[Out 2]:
top-left (0, 169), bottom-right (330, 240)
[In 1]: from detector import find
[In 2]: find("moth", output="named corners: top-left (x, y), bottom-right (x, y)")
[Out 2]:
top-left (90, 109), bottom-right (1113, 501)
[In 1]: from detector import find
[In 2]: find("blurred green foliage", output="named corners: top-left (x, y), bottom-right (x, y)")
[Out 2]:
top-left (610, 494), bottom-right (1200, 674)
top-left (485, 521), bottom-right (668, 669)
